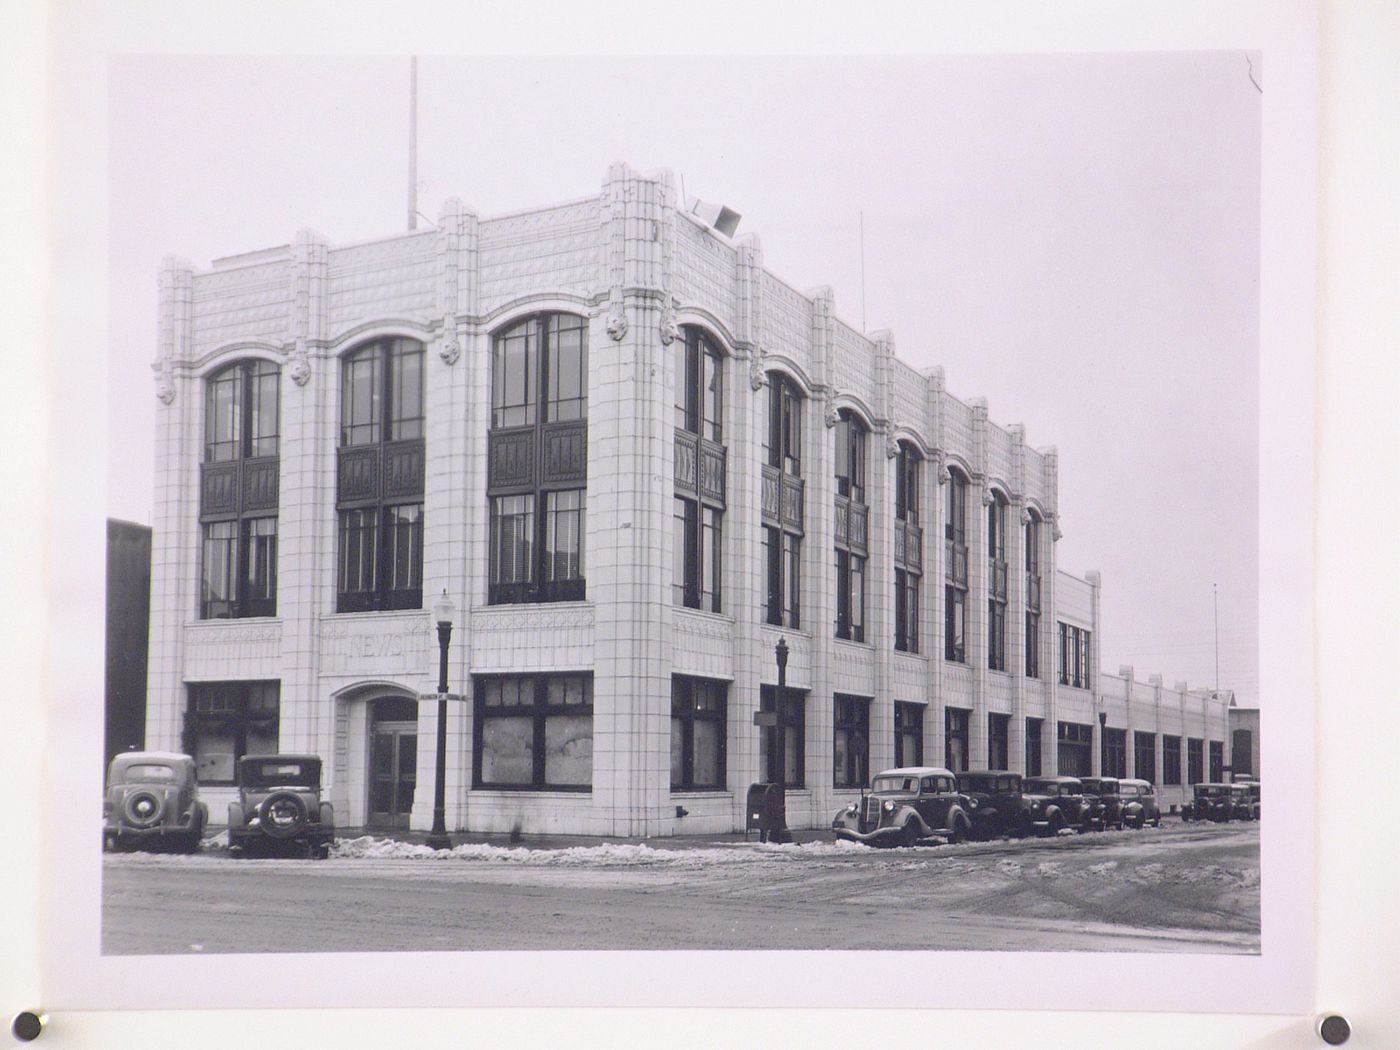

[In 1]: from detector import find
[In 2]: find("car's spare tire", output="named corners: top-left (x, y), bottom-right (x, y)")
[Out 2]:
top-left (260, 791), bottom-right (309, 838)
top-left (123, 790), bottom-right (164, 828)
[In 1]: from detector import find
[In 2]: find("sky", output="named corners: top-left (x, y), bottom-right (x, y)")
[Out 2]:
top-left (106, 51), bottom-right (1261, 706)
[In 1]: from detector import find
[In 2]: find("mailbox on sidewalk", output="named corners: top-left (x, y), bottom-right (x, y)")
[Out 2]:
top-left (745, 782), bottom-right (791, 843)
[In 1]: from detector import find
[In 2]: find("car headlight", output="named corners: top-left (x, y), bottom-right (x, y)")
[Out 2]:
top-left (846, 803), bottom-right (858, 815)
top-left (883, 801), bottom-right (894, 812)
top-left (968, 797), bottom-right (979, 809)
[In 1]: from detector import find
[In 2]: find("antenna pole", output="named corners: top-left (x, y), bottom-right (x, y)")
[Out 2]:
top-left (859, 210), bottom-right (867, 333)
top-left (408, 56), bottom-right (418, 231)
top-left (1213, 583), bottom-right (1219, 691)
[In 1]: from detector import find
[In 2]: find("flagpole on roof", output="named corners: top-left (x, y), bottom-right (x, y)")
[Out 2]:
top-left (408, 56), bottom-right (418, 232)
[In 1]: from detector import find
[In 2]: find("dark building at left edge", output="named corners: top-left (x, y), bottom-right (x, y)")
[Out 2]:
top-left (106, 518), bottom-right (152, 767)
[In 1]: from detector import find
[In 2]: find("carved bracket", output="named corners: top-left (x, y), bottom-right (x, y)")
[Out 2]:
top-left (289, 339), bottom-right (312, 387)
top-left (824, 389), bottom-right (840, 428)
top-left (153, 359), bottom-right (176, 405)
top-left (439, 320), bottom-right (460, 366)
top-left (748, 344), bottom-right (767, 391)
top-left (659, 293), bottom-right (680, 346)
top-left (885, 426), bottom-right (899, 459)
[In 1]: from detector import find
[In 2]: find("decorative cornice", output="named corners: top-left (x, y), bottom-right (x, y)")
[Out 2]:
top-left (470, 606), bottom-right (595, 632)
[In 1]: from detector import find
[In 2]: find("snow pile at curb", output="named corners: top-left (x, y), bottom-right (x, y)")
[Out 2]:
top-left (330, 835), bottom-right (866, 865)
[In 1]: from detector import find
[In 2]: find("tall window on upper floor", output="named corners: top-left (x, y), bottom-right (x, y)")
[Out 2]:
top-left (487, 314), bottom-right (588, 604)
top-left (833, 410), bottom-right (868, 642)
top-left (893, 442), bottom-right (923, 653)
top-left (200, 360), bottom-right (280, 619)
top-left (1058, 622), bottom-right (1091, 688)
top-left (944, 467), bottom-right (969, 662)
top-left (762, 373), bottom-right (804, 628)
top-left (673, 327), bottom-right (725, 613)
top-left (1024, 511), bottom-right (1042, 678)
top-left (336, 339), bottom-right (425, 613)
top-left (987, 490), bottom-right (1008, 671)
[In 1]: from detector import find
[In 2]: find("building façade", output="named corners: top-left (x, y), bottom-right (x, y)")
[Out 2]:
top-left (144, 162), bottom-right (1232, 836)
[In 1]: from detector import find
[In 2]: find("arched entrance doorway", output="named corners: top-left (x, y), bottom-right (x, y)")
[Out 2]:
top-left (368, 695), bottom-right (418, 830)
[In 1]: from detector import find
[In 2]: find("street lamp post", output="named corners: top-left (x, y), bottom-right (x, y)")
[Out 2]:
top-left (426, 590), bottom-right (456, 851)
top-left (774, 637), bottom-right (789, 782)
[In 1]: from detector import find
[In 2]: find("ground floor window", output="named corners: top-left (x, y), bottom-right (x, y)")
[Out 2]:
top-left (895, 702), bottom-right (924, 768)
top-left (1208, 739), bottom-right (1224, 782)
top-left (1187, 737), bottom-right (1205, 785)
top-left (670, 676), bottom-right (727, 790)
top-left (1025, 717), bottom-right (1043, 777)
top-left (1057, 720), bottom-right (1092, 777)
top-left (1162, 734), bottom-right (1182, 785)
top-left (1134, 731), bottom-right (1157, 784)
top-left (988, 712), bottom-right (1010, 769)
top-left (945, 707), bottom-right (970, 772)
top-left (183, 681), bottom-right (280, 784)
top-left (1102, 727), bottom-right (1127, 778)
top-left (833, 694), bottom-right (870, 788)
top-left (759, 684), bottom-right (805, 787)
top-left (473, 674), bottom-right (593, 790)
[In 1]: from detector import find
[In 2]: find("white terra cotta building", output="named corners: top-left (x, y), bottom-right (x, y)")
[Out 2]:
top-left (143, 162), bottom-right (1232, 836)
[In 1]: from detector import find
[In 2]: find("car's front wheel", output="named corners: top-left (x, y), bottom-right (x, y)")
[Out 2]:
top-left (900, 820), bottom-right (920, 848)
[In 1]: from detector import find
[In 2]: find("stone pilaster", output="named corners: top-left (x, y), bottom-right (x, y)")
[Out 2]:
top-left (146, 257), bottom-right (197, 754)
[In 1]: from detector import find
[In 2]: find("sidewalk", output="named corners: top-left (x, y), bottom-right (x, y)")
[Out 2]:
top-left (333, 826), bottom-right (833, 851)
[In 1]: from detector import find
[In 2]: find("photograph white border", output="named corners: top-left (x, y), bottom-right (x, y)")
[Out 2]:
top-left (7, 0), bottom-right (1393, 1044)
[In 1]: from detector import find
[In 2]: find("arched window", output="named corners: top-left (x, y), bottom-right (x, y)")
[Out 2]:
top-left (199, 359), bottom-right (279, 619)
top-left (834, 410), bottom-right (868, 642)
top-left (761, 373), bottom-right (804, 627)
top-left (988, 490), bottom-right (1008, 671)
top-left (944, 467), bottom-right (969, 662)
top-left (1024, 508), bottom-right (1042, 678)
top-left (336, 338), bottom-right (425, 613)
top-left (487, 313), bottom-right (588, 604)
top-left (672, 326), bottom-right (725, 612)
top-left (893, 442), bottom-right (923, 653)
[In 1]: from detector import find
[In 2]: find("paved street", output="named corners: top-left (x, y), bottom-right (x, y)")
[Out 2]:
top-left (102, 821), bottom-right (1259, 955)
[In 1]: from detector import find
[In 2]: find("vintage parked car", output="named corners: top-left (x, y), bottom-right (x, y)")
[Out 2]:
top-left (1241, 780), bottom-right (1262, 820)
top-left (1078, 777), bottom-right (1126, 830)
top-left (228, 754), bottom-right (335, 859)
top-left (957, 770), bottom-right (1047, 839)
top-left (832, 767), bottom-right (973, 847)
top-left (1023, 775), bottom-right (1099, 833)
top-left (1117, 778), bottom-right (1162, 828)
top-left (103, 751), bottom-right (208, 853)
top-left (1229, 783), bottom-right (1258, 821)
top-left (1181, 782), bottom-right (1235, 822)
